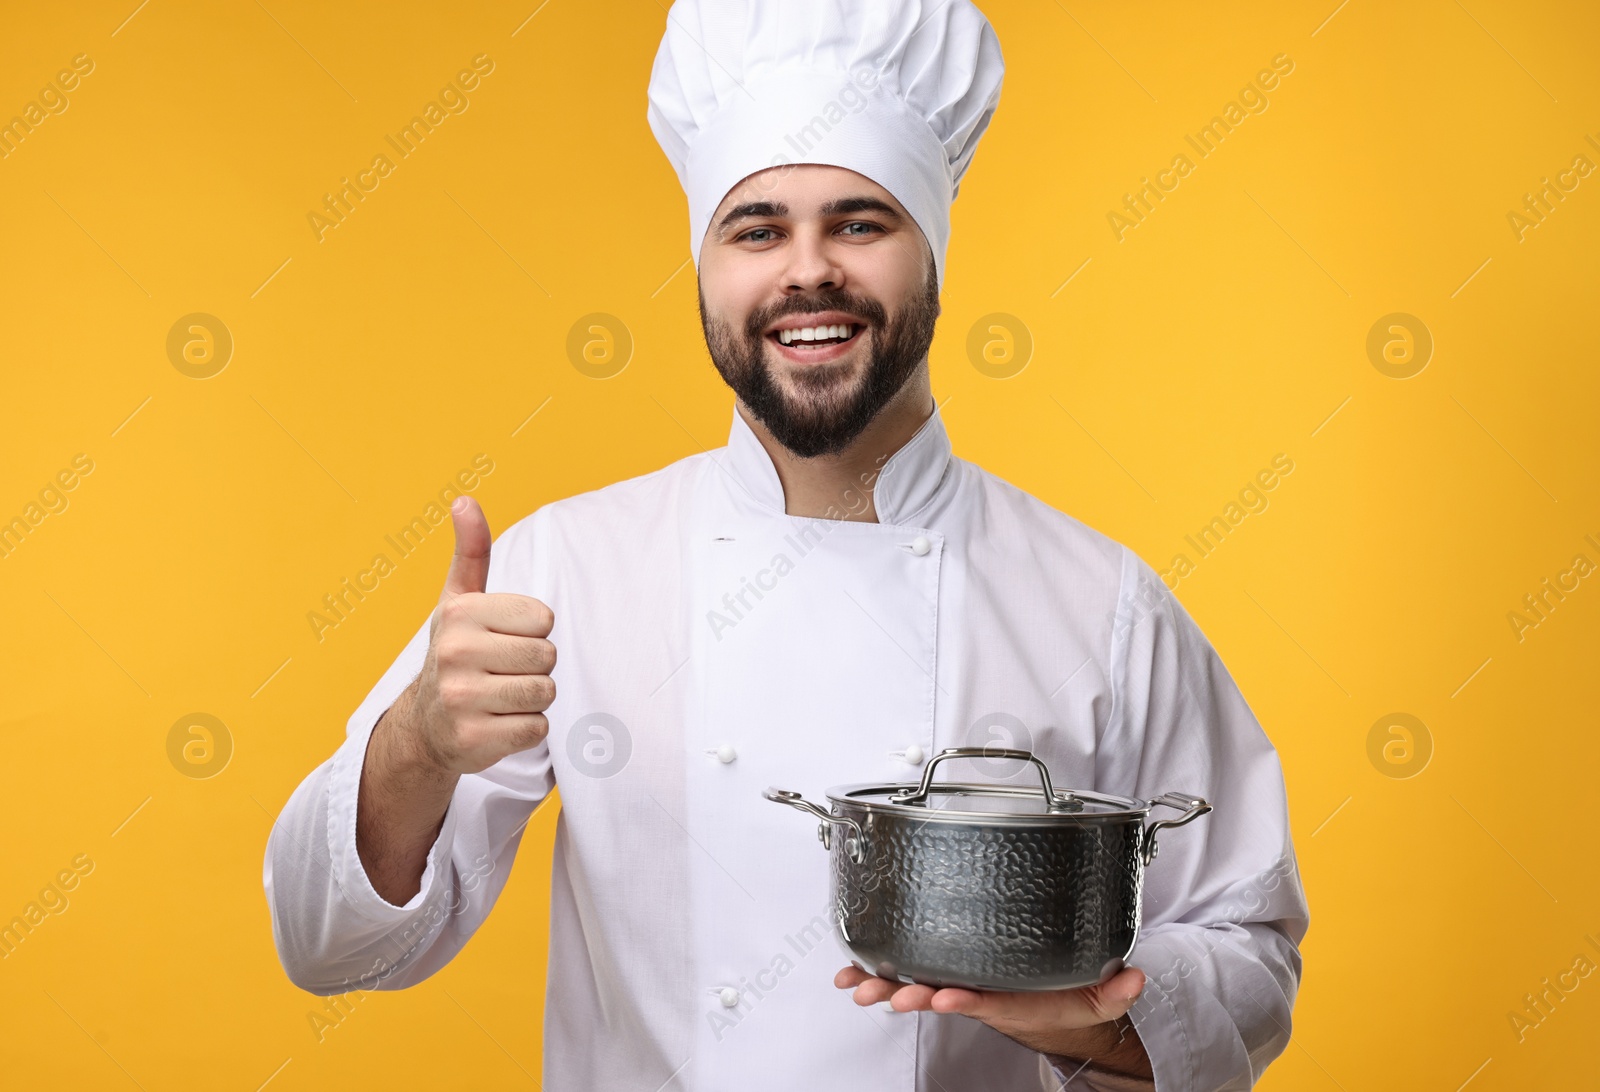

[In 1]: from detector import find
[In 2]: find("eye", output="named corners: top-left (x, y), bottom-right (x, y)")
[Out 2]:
top-left (839, 221), bottom-right (882, 237)
top-left (738, 227), bottom-right (780, 244)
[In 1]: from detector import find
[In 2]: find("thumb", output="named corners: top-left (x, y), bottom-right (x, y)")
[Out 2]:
top-left (1093, 967), bottom-right (1146, 1018)
top-left (441, 495), bottom-right (491, 599)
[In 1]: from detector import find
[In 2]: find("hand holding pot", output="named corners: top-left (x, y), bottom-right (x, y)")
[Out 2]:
top-left (833, 962), bottom-right (1153, 1078)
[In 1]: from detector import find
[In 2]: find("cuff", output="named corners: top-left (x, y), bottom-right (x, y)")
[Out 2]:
top-left (324, 710), bottom-right (461, 923)
top-left (1045, 1053), bottom-right (1158, 1091)
top-left (1119, 955), bottom-right (1195, 1092)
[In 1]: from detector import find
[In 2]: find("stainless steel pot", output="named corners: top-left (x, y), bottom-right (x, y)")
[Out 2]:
top-left (765, 747), bottom-right (1210, 991)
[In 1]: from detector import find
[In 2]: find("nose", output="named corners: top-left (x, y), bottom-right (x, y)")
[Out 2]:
top-left (779, 226), bottom-right (844, 295)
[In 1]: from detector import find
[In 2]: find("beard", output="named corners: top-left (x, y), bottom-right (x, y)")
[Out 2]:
top-left (699, 263), bottom-right (940, 459)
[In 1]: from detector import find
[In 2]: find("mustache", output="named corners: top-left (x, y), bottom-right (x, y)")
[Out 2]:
top-left (742, 290), bottom-right (888, 340)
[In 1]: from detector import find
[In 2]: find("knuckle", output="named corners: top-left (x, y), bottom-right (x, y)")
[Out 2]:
top-left (510, 714), bottom-right (549, 750)
top-left (519, 639), bottom-right (553, 675)
top-left (449, 718), bottom-right (485, 757)
top-left (527, 598), bottom-right (555, 633)
top-left (436, 637), bottom-right (465, 669)
top-left (496, 675), bottom-right (529, 710)
top-left (438, 677), bottom-right (475, 713)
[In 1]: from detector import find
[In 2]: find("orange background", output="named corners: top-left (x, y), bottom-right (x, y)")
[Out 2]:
top-left (1, 1), bottom-right (1597, 1087)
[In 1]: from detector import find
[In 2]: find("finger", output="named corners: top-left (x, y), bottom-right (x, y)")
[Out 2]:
top-left (849, 976), bottom-right (905, 1007)
top-left (1069, 966), bottom-right (1146, 1022)
top-left (468, 593), bottom-right (555, 638)
top-left (887, 984), bottom-right (937, 1012)
top-left (479, 672), bottom-right (556, 715)
top-left (441, 495), bottom-right (492, 600)
top-left (928, 987), bottom-right (988, 1016)
top-left (834, 966), bottom-right (872, 989)
top-left (931, 967), bottom-right (1146, 1024)
top-left (477, 632), bottom-right (556, 676)
top-left (488, 711), bottom-right (550, 754)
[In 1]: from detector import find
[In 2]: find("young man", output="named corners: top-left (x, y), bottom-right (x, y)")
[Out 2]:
top-left (264, 2), bottom-right (1308, 1089)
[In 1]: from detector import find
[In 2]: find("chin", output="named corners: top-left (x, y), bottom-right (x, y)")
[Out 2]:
top-left (765, 341), bottom-right (863, 381)
top-left (772, 361), bottom-right (865, 406)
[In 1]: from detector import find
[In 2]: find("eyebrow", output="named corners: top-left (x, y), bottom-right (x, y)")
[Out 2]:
top-left (818, 196), bottom-right (902, 221)
top-left (717, 200), bottom-right (787, 235)
top-left (715, 194), bottom-right (904, 238)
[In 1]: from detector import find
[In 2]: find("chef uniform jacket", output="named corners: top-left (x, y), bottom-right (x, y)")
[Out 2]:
top-left (264, 401), bottom-right (1310, 1091)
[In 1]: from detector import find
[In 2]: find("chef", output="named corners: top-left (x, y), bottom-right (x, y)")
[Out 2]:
top-left (263, 1), bottom-right (1309, 1089)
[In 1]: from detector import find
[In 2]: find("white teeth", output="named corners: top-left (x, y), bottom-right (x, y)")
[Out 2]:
top-left (777, 324), bottom-right (854, 345)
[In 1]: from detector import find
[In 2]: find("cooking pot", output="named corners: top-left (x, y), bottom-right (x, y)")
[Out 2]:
top-left (764, 747), bottom-right (1210, 991)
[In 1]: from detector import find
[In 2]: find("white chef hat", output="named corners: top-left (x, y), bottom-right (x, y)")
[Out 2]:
top-left (646, 0), bottom-right (1004, 288)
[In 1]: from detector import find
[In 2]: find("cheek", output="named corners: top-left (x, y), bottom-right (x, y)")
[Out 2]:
top-left (718, 296), bottom-right (765, 335)
top-left (700, 261), bottom-right (770, 327)
top-left (844, 249), bottom-right (925, 309)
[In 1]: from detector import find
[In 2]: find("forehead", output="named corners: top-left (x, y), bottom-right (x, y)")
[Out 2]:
top-left (710, 163), bottom-right (908, 221)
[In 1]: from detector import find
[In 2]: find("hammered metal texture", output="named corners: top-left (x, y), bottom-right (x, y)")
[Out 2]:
top-left (830, 805), bottom-right (1145, 990)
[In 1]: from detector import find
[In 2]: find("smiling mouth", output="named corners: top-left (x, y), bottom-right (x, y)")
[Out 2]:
top-left (768, 323), bottom-right (863, 350)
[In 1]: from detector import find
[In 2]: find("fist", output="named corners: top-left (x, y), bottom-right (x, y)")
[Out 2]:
top-left (402, 495), bottom-right (556, 776)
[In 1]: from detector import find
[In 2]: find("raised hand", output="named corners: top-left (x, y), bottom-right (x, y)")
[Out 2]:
top-left (403, 494), bottom-right (557, 776)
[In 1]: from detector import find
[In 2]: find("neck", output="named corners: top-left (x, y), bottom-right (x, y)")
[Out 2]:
top-left (738, 361), bottom-right (934, 523)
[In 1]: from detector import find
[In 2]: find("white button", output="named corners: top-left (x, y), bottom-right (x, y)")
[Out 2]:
top-left (904, 744), bottom-right (925, 766)
top-left (718, 987), bottom-right (740, 1008)
top-left (910, 536), bottom-right (931, 556)
top-left (716, 744), bottom-right (737, 764)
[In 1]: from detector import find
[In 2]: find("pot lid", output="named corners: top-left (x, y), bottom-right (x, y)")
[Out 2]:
top-left (822, 747), bottom-right (1154, 824)
top-left (829, 780), bottom-right (1150, 823)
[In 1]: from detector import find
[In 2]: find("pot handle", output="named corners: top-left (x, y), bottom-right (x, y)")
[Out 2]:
top-left (1141, 792), bottom-right (1212, 865)
top-left (764, 788), bottom-right (868, 863)
top-left (887, 746), bottom-right (1075, 809)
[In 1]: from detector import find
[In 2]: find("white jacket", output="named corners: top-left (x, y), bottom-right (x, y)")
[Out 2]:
top-left (263, 402), bottom-right (1309, 1091)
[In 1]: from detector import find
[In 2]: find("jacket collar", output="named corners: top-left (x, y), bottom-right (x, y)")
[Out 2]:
top-left (721, 399), bottom-right (953, 527)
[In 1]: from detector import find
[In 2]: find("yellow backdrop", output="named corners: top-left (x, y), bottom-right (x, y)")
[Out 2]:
top-left (2, 1), bottom-right (1596, 1088)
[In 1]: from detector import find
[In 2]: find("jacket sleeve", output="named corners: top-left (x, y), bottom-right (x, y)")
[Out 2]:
top-left (262, 513), bottom-right (557, 996)
top-left (1066, 549), bottom-right (1310, 1092)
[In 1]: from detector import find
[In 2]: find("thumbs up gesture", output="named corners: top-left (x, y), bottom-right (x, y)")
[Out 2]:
top-left (401, 495), bottom-right (556, 776)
